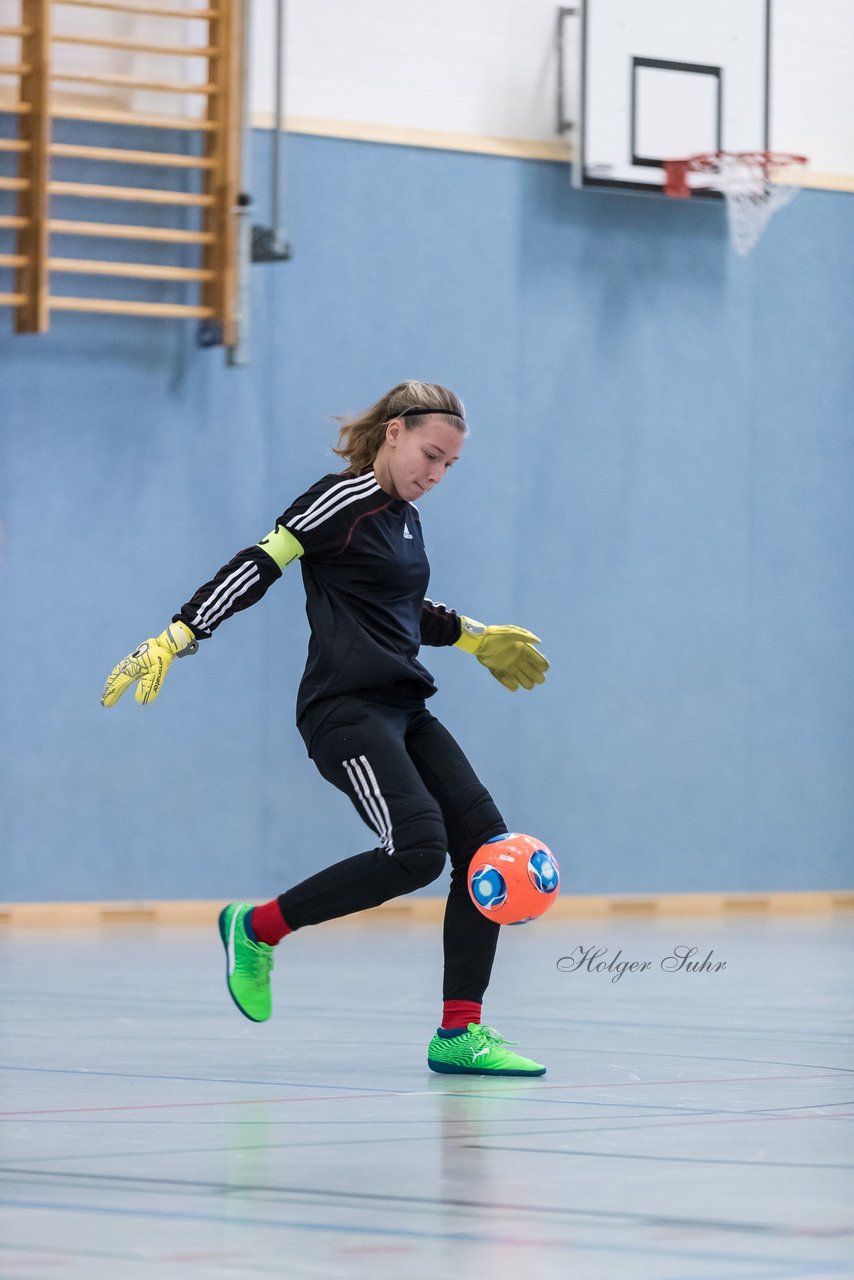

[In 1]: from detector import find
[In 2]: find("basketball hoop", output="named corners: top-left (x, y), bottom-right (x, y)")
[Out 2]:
top-left (663, 151), bottom-right (808, 255)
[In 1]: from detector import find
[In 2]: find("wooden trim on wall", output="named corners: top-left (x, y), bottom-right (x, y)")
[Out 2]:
top-left (1, 891), bottom-right (852, 928)
top-left (2, 88), bottom-right (853, 191)
top-left (250, 113), bottom-right (854, 194)
top-left (255, 112), bottom-right (575, 164)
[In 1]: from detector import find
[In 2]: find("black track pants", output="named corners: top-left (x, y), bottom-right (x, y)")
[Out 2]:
top-left (277, 698), bottom-right (507, 1003)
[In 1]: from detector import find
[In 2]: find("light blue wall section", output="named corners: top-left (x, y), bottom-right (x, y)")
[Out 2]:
top-left (1, 130), bottom-right (852, 901)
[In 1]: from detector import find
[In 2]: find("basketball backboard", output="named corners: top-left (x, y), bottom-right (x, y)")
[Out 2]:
top-left (575, 0), bottom-right (770, 193)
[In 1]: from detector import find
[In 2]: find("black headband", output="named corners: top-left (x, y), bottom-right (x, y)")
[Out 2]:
top-left (397, 406), bottom-right (465, 421)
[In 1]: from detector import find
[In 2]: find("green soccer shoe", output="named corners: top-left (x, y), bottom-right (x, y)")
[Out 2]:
top-left (427, 1023), bottom-right (546, 1076)
top-left (218, 902), bottom-right (274, 1023)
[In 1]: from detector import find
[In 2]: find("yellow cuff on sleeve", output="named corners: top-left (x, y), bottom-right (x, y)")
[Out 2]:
top-left (257, 524), bottom-right (304, 570)
top-left (162, 620), bottom-right (197, 654)
top-left (454, 615), bottom-right (486, 654)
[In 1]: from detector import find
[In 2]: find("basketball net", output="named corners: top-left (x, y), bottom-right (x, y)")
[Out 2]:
top-left (664, 152), bottom-right (808, 255)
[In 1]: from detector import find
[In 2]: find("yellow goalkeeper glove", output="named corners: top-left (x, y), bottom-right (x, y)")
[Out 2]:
top-left (101, 621), bottom-right (198, 707)
top-left (454, 616), bottom-right (549, 692)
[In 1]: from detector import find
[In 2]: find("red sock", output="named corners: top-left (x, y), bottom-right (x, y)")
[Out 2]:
top-left (442, 999), bottom-right (482, 1030)
top-left (250, 899), bottom-right (293, 946)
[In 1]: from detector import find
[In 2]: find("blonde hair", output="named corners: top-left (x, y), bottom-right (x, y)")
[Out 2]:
top-left (333, 380), bottom-right (466, 475)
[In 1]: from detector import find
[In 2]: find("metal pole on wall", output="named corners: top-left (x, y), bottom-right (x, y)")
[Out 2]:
top-left (556, 7), bottom-right (578, 137)
top-left (226, 0), bottom-right (293, 364)
top-left (226, 0), bottom-right (255, 364)
top-left (253, 0), bottom-right (292, 263)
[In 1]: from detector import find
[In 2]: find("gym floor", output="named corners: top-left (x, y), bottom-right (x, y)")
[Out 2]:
top-left (1, 913), bottom-right (852, 1279)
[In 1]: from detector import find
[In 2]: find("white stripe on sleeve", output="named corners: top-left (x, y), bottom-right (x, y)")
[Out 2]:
top-left (192, 562), bottom-right (259, 632)
top-left (289, 475), bottom-right (380, 533)
top-left (202, 570), bottom-right (260, 630)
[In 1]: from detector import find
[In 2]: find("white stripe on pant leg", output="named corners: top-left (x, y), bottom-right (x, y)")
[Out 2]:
top-left (349, 756), bottom-right (393, 854)
top-left (343, 756), bottom-right (394, 854)
top-left (343, 758), bottom-right (389, 850)
top-left (353, 754), bottom-right (396, 856)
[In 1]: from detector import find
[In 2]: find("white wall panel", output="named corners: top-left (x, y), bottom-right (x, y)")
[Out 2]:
top-left (0, 0), bottom-right (851, 180)
top-left (258, 0), bottom-right (853, 180)
top-left (251, 0), bottom-right (565, 143)
top-left (770, 0), bottom-right (854, 175)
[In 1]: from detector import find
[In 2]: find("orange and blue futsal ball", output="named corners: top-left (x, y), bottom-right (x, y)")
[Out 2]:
top-left (468, 833), bottom-right (560, 925)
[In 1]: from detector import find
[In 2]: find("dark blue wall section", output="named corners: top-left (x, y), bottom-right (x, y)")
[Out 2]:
top-left (1, 129), bottom-right (852, 901)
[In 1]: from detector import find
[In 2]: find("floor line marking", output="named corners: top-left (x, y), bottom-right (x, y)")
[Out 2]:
top-left (0, 1195), bottom-right (847, 1272)
top-left (0, 1070), bottom-right (842, 1118)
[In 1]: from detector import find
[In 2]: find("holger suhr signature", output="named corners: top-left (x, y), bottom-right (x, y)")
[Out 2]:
top-left (556, 945), bottom-right (727, 983)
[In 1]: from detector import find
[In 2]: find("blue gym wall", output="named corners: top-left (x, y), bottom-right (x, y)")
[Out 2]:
top-left (1, 129), bottom-right (852, 902)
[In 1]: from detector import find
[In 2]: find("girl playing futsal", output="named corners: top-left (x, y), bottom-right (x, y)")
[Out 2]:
top-left (102, 381), bottom-right (549, 1076)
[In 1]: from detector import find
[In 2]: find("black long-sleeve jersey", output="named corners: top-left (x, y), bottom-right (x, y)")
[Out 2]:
top-left (175, 472), bottom-right (462, 731)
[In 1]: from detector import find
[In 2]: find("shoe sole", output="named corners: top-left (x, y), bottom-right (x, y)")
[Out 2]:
top-left (427, 1059), bottom-right (546, 1077)
top-left (218, 906), bottom-right (269, 1024)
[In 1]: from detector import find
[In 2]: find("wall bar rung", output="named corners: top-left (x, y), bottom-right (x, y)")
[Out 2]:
top-left (50, 71), bottom-right (217, 95)
top-left (49, 295), bottom-right (215, 318)
top-left (49, 257), bottom-right (214, 281)
top-left (4, 0), bottom-right (243, 339)
top-left (49, 142), bottom-right (215, 169)
top-left (52, 34), bottom-right (218, 57)
top-left (49, 180), bottom-right (214, 206)
top-left (49, 218), bottom-right (215, 244)
top-left (53, 0), bottom-right (219, 20)
top-left (52, 104), bottom-right (216, 131)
